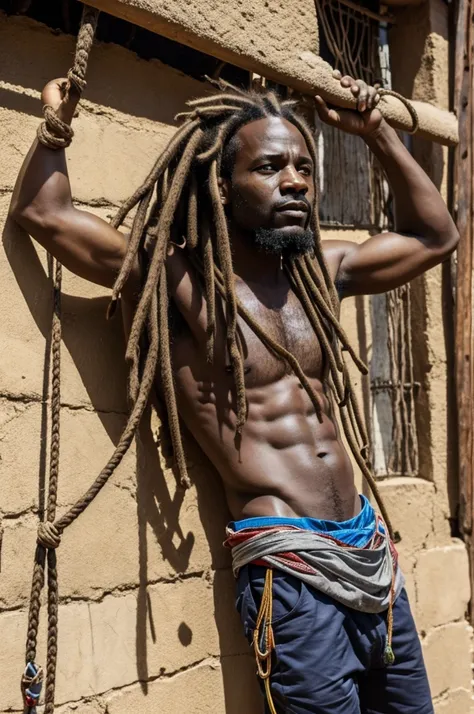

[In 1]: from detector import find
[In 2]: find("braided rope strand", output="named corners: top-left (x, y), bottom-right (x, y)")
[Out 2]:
top-left (23, 7), bottom-right (100, 713)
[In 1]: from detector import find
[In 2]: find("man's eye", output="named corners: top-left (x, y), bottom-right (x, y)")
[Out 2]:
top-left (299, 166), bottom-right (312, 176)
top-left (256, 164), bottom-right (275, 172)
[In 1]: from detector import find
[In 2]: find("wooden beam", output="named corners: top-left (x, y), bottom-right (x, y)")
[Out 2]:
top-left (82, 0), bottom-right (459, 145)
top-left (454, 0), bottom-right (474, 621)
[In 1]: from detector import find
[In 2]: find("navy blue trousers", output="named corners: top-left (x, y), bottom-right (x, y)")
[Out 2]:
top-left (236, 565), bottom-right (433, 714)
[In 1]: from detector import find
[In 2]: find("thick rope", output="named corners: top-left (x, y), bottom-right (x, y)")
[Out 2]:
top-left (23, 7), bottom-right (100, 713)
top-left (37, 6), bottom-right (99, 150)
top-left (377, 89), bottom-right (419, 135)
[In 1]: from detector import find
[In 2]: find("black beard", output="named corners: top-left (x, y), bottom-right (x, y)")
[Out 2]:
top-left (253, 228), bottom-right (315, 257)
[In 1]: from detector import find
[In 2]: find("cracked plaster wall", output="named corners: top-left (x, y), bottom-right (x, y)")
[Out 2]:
top-left (0, 3), bottom-right (472, 712)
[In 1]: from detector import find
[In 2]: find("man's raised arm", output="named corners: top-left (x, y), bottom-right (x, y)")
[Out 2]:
top-left (317, 74), bottom-right (459, 298)
top-left (9, 79), bottom-right (140, 295)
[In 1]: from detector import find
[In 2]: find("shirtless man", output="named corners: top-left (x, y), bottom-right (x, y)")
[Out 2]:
top-left (10, 72), bottom-right (458, 714)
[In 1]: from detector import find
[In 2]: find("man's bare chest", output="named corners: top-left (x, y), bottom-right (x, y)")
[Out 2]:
top-left (170, 280), bottom-right (325, 388)
top-left (234, 285), bottom-right (323, 382)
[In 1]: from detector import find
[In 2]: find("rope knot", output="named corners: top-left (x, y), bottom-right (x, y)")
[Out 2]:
top-left (37, 521), bottom-right (61, 549)
top-left (37, 105), bottom-right (74, 150)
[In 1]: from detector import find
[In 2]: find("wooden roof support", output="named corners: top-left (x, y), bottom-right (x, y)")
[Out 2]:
top-left (454, 0), bottom-right (474, 620)
top-left (84, 0), bottom-right (458, 146)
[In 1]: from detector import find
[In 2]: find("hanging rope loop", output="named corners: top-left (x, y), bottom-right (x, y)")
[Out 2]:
top-left (378, 88), bottom-right (419, 135)
top-left (37, 522), bottom-right (61, 550)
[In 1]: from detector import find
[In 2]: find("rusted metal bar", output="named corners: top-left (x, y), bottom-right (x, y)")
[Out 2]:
top-left (336, 0), bottom-right (396, 24)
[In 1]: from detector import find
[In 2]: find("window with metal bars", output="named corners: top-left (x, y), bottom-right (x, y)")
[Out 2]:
top-left (315, 0), bottom-right (420, 478)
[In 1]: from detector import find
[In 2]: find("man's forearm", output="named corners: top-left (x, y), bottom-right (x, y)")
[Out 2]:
top-left (364, 120), bottom-right (458, 248)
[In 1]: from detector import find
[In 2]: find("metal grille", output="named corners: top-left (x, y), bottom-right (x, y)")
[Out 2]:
top-left (315, 0), bottom-right (420, 477)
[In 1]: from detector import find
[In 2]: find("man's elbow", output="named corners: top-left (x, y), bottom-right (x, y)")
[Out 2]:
top-left (9, 196), bottom-right (40, 231)
top-left (441, 226), bottom-right (460, 258)
top-left (8, 196), bottom-right (26, 226)
top-left (426, 223), bottom-right (460, 262)
top-left (9, 198), bottom-right (64, 237)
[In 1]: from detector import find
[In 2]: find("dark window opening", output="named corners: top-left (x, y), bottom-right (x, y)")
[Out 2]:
top-left (0, 0), bottom-right (250, 87)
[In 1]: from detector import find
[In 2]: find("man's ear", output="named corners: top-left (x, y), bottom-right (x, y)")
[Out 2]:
top-left (217, 176), bottom-right (230, 206)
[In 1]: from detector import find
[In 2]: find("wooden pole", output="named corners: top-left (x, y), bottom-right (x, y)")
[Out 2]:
top-left (454, 0), bottom-right (474, 619)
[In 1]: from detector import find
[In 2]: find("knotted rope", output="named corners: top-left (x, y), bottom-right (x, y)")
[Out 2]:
top-left (37, 6), bottom-right (98, 150)
top-left (23, 8), bottom-right (100, 713)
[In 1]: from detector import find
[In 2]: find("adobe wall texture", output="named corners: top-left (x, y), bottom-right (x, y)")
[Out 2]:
top-left (84, 0), bottom-right (458, 144)
top-left (0, 4), bottom-right (472, 714)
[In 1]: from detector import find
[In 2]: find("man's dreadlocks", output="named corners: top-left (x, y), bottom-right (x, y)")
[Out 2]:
top-left (105, 77), bottom-right (394, 537)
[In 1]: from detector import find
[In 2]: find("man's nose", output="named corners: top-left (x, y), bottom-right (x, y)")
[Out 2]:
top-left (280, 166), bottom-right (309, 194)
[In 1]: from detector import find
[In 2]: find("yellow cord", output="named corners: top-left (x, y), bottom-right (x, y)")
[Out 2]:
top-left (253, 568), bottom-right (278, 714)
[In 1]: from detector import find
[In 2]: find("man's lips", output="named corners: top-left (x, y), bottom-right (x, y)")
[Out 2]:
top-left (275, 200), bottom-right (310, 214)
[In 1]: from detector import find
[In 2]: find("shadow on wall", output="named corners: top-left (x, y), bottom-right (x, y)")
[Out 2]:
top-left (135, 421), bottom-right (263, 712)
top-left (0, 13), bottom-right (209, 125)
top-left (2, 216), bottom-right (262, 712)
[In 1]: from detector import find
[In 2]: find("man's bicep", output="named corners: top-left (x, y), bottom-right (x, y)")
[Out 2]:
top-left (333, 232), bottom-right (442, 298)
top-left (28, 206), bottom-right (140, 292)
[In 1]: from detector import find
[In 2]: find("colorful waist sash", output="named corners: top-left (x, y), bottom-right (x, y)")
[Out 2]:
top-left (225, 509), bottom-right (403, 614)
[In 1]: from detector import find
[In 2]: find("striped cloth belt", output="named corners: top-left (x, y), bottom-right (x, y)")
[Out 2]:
top-left (225, 516), bottom-right (404, 614)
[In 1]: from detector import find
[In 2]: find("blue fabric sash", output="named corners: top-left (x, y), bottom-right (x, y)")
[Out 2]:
top-left (230, 495), bottom-right (378, 548)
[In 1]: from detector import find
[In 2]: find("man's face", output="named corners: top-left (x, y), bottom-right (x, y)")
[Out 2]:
top-left (221, 116), bottom-right (315, 248)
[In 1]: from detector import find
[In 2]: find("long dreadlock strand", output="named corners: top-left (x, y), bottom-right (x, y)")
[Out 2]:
top-left (345, 387), bottom-right (367, 455)
top-left (208, 160), bottom-right (247, 432)
top-left (289, 258), bottom-right (344, 374)
top-left (205, 260), bottom-right (324, 422)
top-left (107, 188), bottom-right (154, 320)
top-left (279, 111), bottom-right (382, 511)
top-left (297, 256), bottom-right (368, 374)
top-left (125, 128), bottom-right (204, 371)
top-left (301, 249), bottom-right (338, 321)
top-left (123, 131), bottom-right (203, 417)
top-left (338, 405), bottom-right (394, 538)
top-left (110, 118), bottom-right (200, 231)
top-left (197, 120), bottom-right (234, 163)
top-left (286, 260), bottom-right (346, 405)
top-left (158, 269), bottom-right (190, 488)
top-left (188, 93), bottom-right (256, 109)
top-left (343, 364), bottom-right (370, 449)
top-left (175, 105), bottom-right (243, 122)
top-left (201, 218), bottom-right (216, 362)
top-left (200, 111), bottom-right (256, 169)
top-left (288, 112), bottom-right (339, 311)
top-left (187, 175), bottom-right (199, 250)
